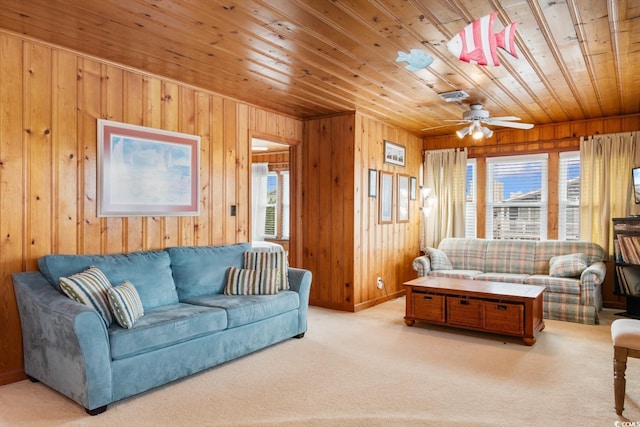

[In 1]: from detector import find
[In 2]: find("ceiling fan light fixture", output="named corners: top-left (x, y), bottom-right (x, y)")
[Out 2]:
top-left (482, 127), bottom-right (494, 138)
top-left (456, 127), bottom-right (469, 139)
top-left (471, 122), bottom-right (483, 139)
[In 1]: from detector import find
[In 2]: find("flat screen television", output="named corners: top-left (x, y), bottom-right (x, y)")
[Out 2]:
top-left (633, 167), bottom-right (640, 204)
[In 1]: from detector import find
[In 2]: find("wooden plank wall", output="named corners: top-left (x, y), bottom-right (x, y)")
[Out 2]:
top-left (302, 113), bottom-right (422, 312)
top-left (0, 30), bottom-right (302, 385)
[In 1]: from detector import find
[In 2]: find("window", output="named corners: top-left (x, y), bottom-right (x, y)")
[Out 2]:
top-left (486, 154), bottom-right (548, 240)
top-left (559, 152), bottom-right (580, 240)
top-left (465, 159), bottom-right (477, 238)
top-left (281, 171), bottom-right (290, 239)
top-left (264, 172), bottom-right (278, 238)
top-left (263, 170), bottom-right (290, 239)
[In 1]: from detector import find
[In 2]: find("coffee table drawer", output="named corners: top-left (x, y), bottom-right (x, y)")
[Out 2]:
top-left (412, 293), bottom-right (445, 322)
top-left (447, 296), bottom-right (482, 328)
top-left (483, 302), bottom-right (524, 335)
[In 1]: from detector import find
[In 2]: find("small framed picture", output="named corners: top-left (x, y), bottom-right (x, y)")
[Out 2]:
top-left (410, 177), bottom-right (417, 200)
top-left (379, 171), bottom-right (393, 224)
top-left (368, 169), bottom-right (377, 197)
top-left (397, 174), bottom-right (410, 223)
top-left (384, 140), bottom-right (405, 167)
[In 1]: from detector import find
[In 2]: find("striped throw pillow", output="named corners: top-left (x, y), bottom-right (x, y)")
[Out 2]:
top-left (59, 266), bottom-right (113, 327)
top-left (244, 251), bottom-right (289, 291)
top-left (107, 281), bottom-right (144, 329)
top-left (224, 267), bottom-right (279, 295)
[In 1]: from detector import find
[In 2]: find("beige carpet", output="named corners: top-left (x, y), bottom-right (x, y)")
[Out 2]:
top-left (1, 297), bottom-right (639, 426)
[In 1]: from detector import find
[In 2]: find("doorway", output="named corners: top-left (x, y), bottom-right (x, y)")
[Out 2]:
top-left (250, 136), bottom-right (298, 263)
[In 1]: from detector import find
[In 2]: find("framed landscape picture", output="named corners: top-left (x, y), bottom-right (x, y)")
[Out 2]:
top-left (97, 119), bottom-right (200, 217)
top-left (384, 140), bottom-right (405, 167)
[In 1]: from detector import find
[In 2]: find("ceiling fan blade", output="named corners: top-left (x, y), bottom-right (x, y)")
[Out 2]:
top-left (486, 120), bottom-right (534, 129)
top-left (420, 122), bottom-right (464, 131)
top-left (486, 116), bottom-right (521, 121)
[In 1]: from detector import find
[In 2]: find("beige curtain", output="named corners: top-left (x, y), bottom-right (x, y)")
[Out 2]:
top-left (420, 148), bottom-right (468, 250)
top-left (580, 131), bottom-right (640, 256)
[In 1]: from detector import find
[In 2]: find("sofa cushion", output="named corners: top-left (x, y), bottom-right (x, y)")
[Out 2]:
top-left (107, 281), bottom-right (144, 329)
top-left (59, 266), bottom-right (113, 327)
top-left (224, 267), bottom-right (279, 295)
top-left (166, 243), bottom-right (251, 300)
top-left (484, 240), bottom-right (536, 275)
top-left (425, 248), bottom-right (453, 270)
top-left (533, 241), bottom-right (605, 275)
top-left (184, 291), bottom-right (300, 328)
top-left (437, 238), bottom-right (488, 271)
top-left (524, 275), bottom-right (581, 295)
top-left (549, 253), bottom-right (588, 278)
top-left (108, 303), bottom-right (227, 360)
top-left (244, 250), bottom-right (289, 290)
top-left (38, 251), bottom-right (178, 310)
top-left (474, 272), bottom-right (530, 284)
top-left (429, 270), bottom-right (484, 280)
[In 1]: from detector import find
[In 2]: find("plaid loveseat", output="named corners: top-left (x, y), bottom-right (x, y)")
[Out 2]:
top-left (412, 238), bottom-right (607, 325)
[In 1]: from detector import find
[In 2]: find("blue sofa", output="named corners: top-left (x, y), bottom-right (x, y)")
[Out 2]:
top-left (11, 242), bottom-right (312, 415)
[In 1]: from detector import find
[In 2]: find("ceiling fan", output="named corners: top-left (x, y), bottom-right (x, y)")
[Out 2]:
top-left (423, 104), bottom-right (534, 139)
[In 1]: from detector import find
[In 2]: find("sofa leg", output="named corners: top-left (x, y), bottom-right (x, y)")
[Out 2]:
top-left (294, 332), bottom-right (305, 339)
top-left (26, 375), bottom-right (39, 383)
top-left (86, 405), bottom-right (108, 416)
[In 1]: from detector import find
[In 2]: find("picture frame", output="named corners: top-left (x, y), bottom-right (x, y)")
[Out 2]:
top-left (384, 140), bottom-right (405, 167)
top-left (379, 171), bottom-right (393, 224)
top-left (397, 174), bottom-right (410, 223)
top-left (368, 168), bottom-right (377, 197)
top-left (97, 119), bottom-right (201, 217)
top-left (410, 176), bottom-right (417, 200)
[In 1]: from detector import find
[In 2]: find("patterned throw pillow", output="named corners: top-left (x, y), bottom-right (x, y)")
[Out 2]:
top-left (549, 253), bottom-right (589, 278)
top-left (244, 251), bottom-right (289, 291)
top-left (426, 248), bottom-right (453, 271)
top-left (107, 281), bottom-right (144, 329)
top-left (59, 266), bottom-right (113, 327)
top-left (224, 267), bottom-right (279, 295)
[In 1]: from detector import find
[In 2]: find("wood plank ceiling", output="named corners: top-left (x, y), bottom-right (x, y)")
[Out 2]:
top-left (0, 0), bottom-right (638, 137)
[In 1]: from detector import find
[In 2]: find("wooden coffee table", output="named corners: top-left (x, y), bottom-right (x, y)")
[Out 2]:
top-left (403, 276), bottom-right (545, 345)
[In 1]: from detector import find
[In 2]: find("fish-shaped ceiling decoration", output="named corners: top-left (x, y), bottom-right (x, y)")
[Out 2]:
top-left (447, 12), bottom-right (518, 66)
top-left (395, 49), bottom-right (434, 71)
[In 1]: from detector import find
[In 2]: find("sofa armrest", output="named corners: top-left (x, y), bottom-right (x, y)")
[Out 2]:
top-left (579, 261), bottom-right (606, 306)
top-left (581, 261), bottom-right (606, 285)
top-left (412, 255), bottom-right (432, 277)
top-left (12, 271), bottom-right (112, 411)
top-left (287, 267), bottom-right (312, 335)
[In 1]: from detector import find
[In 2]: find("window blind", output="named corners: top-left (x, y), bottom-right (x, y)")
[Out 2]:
top-left (559, 152), bottom-right (580, 240)
top-left (486, 154), bottom-right (548, 240)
